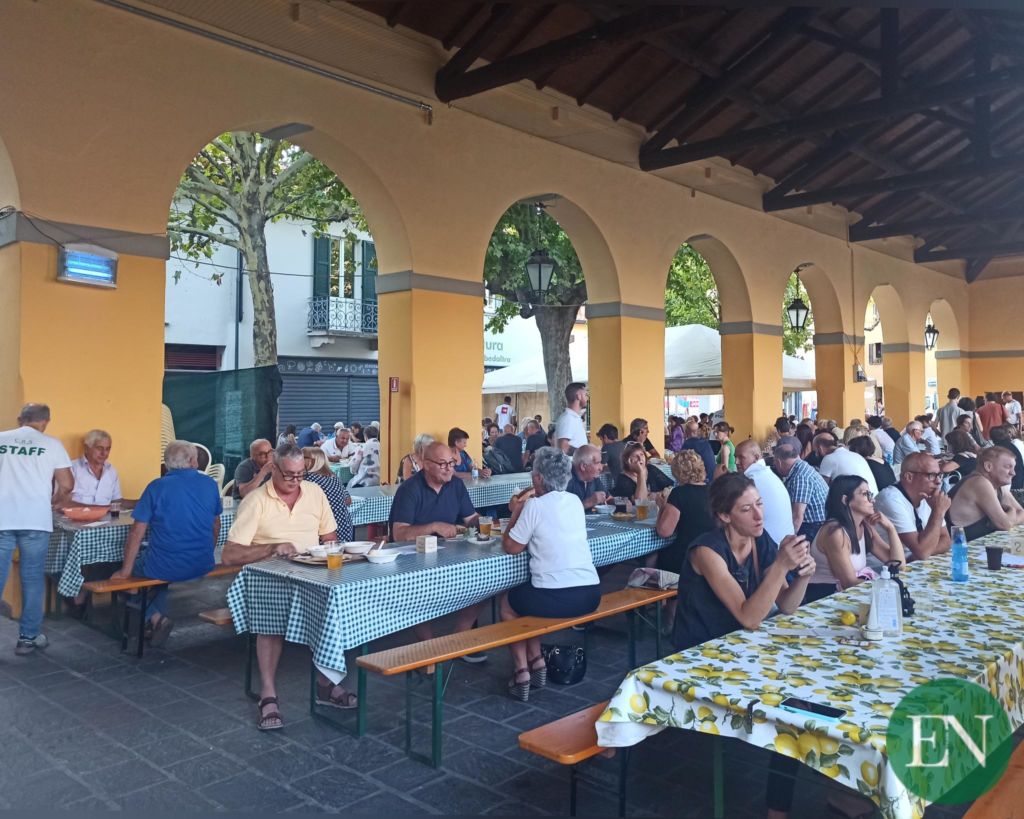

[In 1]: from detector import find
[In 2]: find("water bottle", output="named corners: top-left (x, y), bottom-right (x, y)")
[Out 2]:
top-left (951, 526), bottom-right (969, 583)
top-left (471, 467), bottom-right (479, 479)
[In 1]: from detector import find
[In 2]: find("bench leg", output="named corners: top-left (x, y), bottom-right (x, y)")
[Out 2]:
top-left (713, 734), bottom-right (724, 819)
top-left (655, 601), bottom-right (663, 660)
top-left (244, 633), bottom-right (258, 701)
top-left (404, 662), bottom-right (446, 768)
top-left (569, 764), bottom-right (578, 816)
top-left (625, 610), bottom-right (637, 669)
top-left (135, 588), bottom-right (148, 658)
top-left (356, 644), bottom-right (368, 737)
top-left (119, 592), bottom-right (130, 652)
top-left (618, 747), bottom-right (631, 818)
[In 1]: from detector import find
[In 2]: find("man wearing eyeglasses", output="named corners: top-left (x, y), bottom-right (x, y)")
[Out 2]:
top-left (390, 441), bottom-right (484, 652)
top-left (873, 452), bottom-right (951, 561)
top-left (222, 444), bottom-right (343, 731)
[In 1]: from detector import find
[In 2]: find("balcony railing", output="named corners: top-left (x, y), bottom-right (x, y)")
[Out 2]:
top-left (307, 296), bottom-right (378, 337)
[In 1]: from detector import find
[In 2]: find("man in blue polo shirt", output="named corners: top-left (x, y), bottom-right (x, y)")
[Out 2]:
top-left (566, 445), bottom-right (607, 511)
top-left (390, 441), bottom-right (483, 655)
top-left (111, 440), bottom-right (221, 646)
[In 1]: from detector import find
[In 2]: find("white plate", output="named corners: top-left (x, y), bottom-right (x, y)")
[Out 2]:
top-left (466, 535), bottom-right (496, 545)
top-left (342, 541), bottom-right (377, 555)
top-left (593, 504), bottom-right (615, 515)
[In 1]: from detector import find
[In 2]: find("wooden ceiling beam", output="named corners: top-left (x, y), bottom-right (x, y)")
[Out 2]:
top-left (435, 6), bottom-right (684, 103)
top-left (851, 204), bottom-right (1024, 241)
top-left (916, 239), bottom-right (1024, 263)
top-left (798, 24), bottom-right (880, 63)
top-left (642, 8), bottom-right (817, 154)
top-left (436, 4), bottom-right (518, 83)
top-left (965, 257), bottom-right (992, 282)
top-left (765, 153), bottom-right (1024, 211)
top-left (646, 65), bottom-right (1024, 171)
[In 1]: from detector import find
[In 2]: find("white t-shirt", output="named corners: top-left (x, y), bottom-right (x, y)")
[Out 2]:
top-left (554, 408), bottom-right (588, 449)
top-left (744, 460), bottom-right (795, 545)
top-left (818, 448), bottom-right (878, 495)
top-left (508, 491), bottom-right (599, 589)
top-left (70, 456), bottom-right (122, 505)
top-left (874, 485), bottom-right (932, 535)
top-left (495, 403), bottom-right (515, 431)
top-left (0, 426), bottom-right (72, 532)
top-left (320, 438), bottom-right (358, 460)
top-left (1006, 400), bottom-right (1022, 425)
top-left (873, 428), bottom-right (895, 458)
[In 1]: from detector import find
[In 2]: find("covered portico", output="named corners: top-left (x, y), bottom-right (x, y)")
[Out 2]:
top-left (0, 1), bottom-right (1020, 495)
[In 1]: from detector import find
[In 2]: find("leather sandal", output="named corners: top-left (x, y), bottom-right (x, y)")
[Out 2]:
top-left (315, 681), bottom-right (358, 710)
top-left (507, 668), bottom-right (531, 702)
top-left (528, 655), bottom-right (547, 689)
top-left (257, 696), bottom-right (283, 731)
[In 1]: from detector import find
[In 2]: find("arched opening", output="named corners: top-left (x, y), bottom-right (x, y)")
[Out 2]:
top-left (164, 130), bottom-right (384, 480)
top-left (479, 196), bottom-right (593, 433)
top-left (865, 284), bottom-right (911, 424)
top-left (0, 131), bottom-right (21, 425)
top-left (927, 298), bottom-right (963, 413)
top-left (780, 265), bottom-right (816, 421)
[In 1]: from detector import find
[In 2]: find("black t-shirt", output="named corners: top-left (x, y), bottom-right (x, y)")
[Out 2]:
top-left (388, 470), bottom-right (476, 535)
top-left (673, 528), bottom-right (779, 651)
top-left (867, 459), bottom-right (898, 493)
top-left (610, 468), bottom-right (672, 498)
top-left (952, 453), bottom-right (977, 478)
top-left (494, 434), bottom-right (524, 472)
top-left (655, 484), bottom-right (713, 573)
top-left (627, 435), bottom-right (656, 455)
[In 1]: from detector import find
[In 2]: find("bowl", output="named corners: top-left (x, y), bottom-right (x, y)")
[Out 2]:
top-left (593, 504), bottom-right (614, 515)
top-left (309, 547), bottom-right (328, 559)
top-left (342, 541), bottom-right (377, 555)
top-left (62, 506), bottom-right (110, 522)
top-left (365, 550), bottom-right (399, 564)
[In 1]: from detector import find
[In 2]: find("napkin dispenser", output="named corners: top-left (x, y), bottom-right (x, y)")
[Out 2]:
top-left (416, 535), bottom-right (437, 553)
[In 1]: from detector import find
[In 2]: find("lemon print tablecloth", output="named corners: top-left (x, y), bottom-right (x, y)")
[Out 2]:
top-left (596, 549), bottom-right (1024, 819)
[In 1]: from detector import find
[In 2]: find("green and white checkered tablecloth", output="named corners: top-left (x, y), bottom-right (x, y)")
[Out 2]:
top-left (226, 518), bottom-right (670, 676)
top-left (53, 509), bottom-right (236, 598)
top-left (348, 472), bottom-right (537, 526)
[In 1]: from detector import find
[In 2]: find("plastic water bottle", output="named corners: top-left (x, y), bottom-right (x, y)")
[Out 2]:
top-left (875, 566), bottom-right (903, 638)
top-left (951, 526), bottom-right (969, 583)
top-left (471, 467), bottom-right (479, 479)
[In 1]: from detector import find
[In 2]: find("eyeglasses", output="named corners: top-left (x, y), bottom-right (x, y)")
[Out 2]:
top-left (276, 468), bottom-right (305, 481)
top-left (857, 490), bottom-right (876, 501)
top-left (427, 458), bottom-right (457, 469)
top-left (908, 471), bottom-right (942, 481)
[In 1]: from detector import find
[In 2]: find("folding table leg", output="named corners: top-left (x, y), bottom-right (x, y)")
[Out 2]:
top-left (356, 644), bottom-right (368, 737)
top-left (617, 747), bottom-right (631, 817)
top-left (713, 734), bottom-right (724, 818)
top-left (625, 610), bottom-right (637, 669)
top-left (655, 601), bottom-right (663, 660)
top-left (244, 633), bottom-right (258, 701)
top-left (135, 588), bottom-right (148, 657)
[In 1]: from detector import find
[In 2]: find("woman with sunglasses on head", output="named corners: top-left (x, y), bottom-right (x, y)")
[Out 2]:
top-left (673, 473), bottom-right (814, 819)
top-left (804, 475), bottom-right (905, 605)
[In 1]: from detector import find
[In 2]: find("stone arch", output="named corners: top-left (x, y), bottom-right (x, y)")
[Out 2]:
top-left (926, 298), bottom-right (961, 353)
top-left (867, 284), bottom-right (908, 345)
top-left (156, 123), bottom-right (413, 275)
top-left (474, 193), bottom-right (618, 304)
top-left (677, 234), bottom-right (753, 326)
top-left (866, 284), bottom-right (920, 424)
top-left (928, 297), bottom-right (965, 402)
top-left (794, 263), bottom-right (843, 337)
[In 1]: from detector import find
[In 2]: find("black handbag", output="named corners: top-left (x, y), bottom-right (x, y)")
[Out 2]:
top-left (541, 643), bottom-right (587, 685)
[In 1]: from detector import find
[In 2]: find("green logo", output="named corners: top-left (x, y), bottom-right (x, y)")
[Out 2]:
top-left (888, 679), bottom-right (1013, 804)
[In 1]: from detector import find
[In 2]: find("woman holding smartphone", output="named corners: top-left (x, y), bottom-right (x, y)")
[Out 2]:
top-left (674, 473), bottom-right (814, 819)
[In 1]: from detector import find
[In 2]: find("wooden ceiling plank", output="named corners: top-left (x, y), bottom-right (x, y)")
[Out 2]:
top-left (436, 4), bottom-right (519, 82)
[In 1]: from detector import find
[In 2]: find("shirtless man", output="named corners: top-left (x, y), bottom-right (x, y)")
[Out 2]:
top-left (948, 446), bottom-right (1024, 540)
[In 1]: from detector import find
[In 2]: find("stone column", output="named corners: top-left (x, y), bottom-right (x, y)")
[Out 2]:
top-left (881, 344), bottom-right (927, 426)
top-left (719, 323), bottom-right (784, 442)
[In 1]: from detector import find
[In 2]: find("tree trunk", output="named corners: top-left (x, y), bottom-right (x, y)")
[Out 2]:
top-left (240, 225), bottom-right (278, 367)
top-left (533, 305), bottom-right (578, 425)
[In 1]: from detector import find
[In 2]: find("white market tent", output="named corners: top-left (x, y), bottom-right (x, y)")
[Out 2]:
top-left (481, 324), bottom-right (815, 394)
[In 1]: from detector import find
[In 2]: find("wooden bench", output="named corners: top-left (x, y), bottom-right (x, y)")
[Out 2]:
top-left (82, 564), bottom-right (241, 657)
top-left (520, 700), bottom-right (629, 817)
top-left (964, 740), bottom-right (1024, 818)
top-left (198, 607), bottom-right (233, 626)
top-left (356, 586), bottom-right (675, 767)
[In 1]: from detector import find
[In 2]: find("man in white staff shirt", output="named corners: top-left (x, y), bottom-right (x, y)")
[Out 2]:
top-left (494, 395), bottom-right (516, 433)
top-left (0, 404), bottom-right (74, 655)
top-left (554, 382), bottom-right (589, 453)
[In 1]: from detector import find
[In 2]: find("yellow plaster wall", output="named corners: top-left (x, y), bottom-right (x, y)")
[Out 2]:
top-left (965, 277), bottom-right (1024, 395)
top-left (587, 316), bottom-right (664, 443)
top-left (814, 344), bottom-right (865, 423)
top-left (936, 357), bottom-right (968, 404)
top-left (377, 288), bottom-right (483, 479)
top-left (0, 244), bottom-right (23, 425)
top-left (720, 333), bottom-right (783, 442)
top-left (880, 351), bottom-right (926, 427)
top-left (15, 243), bottom-right (164, 497)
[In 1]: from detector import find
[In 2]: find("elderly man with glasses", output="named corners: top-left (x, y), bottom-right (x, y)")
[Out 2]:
top-left (222, 444), bottom-right (341, 731)
top-left (388, 441), bottom-right (484, 656)
top-left (892, 421), bottom-right (926, 467)
top-left (873, 452), bottom-right (951, 561)
top-left (566, 444), bottom-right (607, 511)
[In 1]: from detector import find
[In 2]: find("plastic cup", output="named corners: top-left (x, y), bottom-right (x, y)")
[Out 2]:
top-left (636, 502), bottom-right (649, 521)
top-left (479, 516), bottom-right (492, 537)
top-left (326, 552), bottom-right (344, 570)
top-left (985, 546), bottom-right (1003, 571)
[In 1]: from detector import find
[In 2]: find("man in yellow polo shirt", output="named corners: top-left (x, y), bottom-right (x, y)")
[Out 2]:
top-left (222, 443), bottom-right (345, 731)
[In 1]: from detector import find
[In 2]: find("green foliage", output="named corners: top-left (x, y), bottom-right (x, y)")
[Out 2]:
top-left (664, 245), bottom-right (814, 356)
top-left (168, 131), bottom-right (366, 279)
top-left (665, 244), bottom-right (720, 329)
top-left (482, 202), bottom-right (587, 330)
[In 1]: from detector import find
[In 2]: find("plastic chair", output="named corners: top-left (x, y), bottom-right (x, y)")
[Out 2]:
top-left (206, 463), bottom-right (225, 490)
top-left (221, 479), bottom-right (235, 498)
top-left (160, 404), bottom-right (175, 463)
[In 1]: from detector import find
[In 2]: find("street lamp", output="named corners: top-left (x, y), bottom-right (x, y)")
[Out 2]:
top-left (786, 269), bottom-right (810, 332)
top-left (924, 322), bottom-right (940, 351)
top-left (525, 248), bottom-right (555, 303)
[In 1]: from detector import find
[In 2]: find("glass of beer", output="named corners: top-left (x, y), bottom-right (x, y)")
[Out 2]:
top-left (326, 550), bottom-right (344, 570)
top-left (479, 516), bottom-right (493, 537)
top-left (636, 501), bottom-right (649, 521)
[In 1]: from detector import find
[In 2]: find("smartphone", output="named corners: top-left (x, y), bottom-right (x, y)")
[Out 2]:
top-left (778, 697), bottom-right (846, 722)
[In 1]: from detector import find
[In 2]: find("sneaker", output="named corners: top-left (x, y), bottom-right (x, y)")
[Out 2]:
top-left (15, 633), bottom-right (49, 656)
top-left (461, 651), bottom-right (488, 664)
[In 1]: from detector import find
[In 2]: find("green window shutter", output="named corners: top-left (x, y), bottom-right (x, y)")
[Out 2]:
top-left (361, 240), bottom-right (378, 302)
top-left (312, 235), bottom-right (331, 299)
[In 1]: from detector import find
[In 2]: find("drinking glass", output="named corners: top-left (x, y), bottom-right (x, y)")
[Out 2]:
top-left (479, 516), bottom-right (492, 537)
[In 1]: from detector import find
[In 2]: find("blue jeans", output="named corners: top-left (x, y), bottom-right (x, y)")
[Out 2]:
top-left (0, 530), bottom-right (50, 638)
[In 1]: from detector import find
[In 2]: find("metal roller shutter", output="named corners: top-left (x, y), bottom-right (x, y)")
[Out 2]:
top-left (278, 371), bottom-right (380, 431)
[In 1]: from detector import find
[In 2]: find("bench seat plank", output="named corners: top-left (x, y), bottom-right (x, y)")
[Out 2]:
top-left (83, 564), bottom-right (241, 595)
top-left (357, 587), bottom-right (674, 676)
top-left (519, 701), bottom-right (609, 765)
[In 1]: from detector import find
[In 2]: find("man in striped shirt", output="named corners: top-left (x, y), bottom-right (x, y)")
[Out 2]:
top-left (772, 443), bottom-right (829, 542)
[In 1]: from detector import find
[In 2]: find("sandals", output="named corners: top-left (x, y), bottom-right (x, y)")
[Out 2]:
top-left (257, 697), bottom-right (283, 731)
top-left (508, 668), bottom-right (531, 702)
top-left (315, 681), bottom-right (359, 710)
top-left (528, 655), bottom-right (547, 689)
